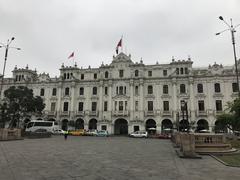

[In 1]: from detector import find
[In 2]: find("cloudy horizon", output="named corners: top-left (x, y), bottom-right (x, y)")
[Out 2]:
top-left (0, 0), bottom-right (240, 77)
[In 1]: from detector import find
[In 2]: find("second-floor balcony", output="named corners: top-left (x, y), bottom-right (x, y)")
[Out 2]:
top-left (89, 111), bottom-right (99, 116)
top-left (144, 110), bottom-right (155, 116)
top-left (196, 110), bottom-right (208, 117)
top-left (60, 111), bottom-right (70, 116)
top-left (113, 111), bottom-right (129, 116)
top-left (161, 110), bottom-right (172, 117)
top-left (76, 111), bottom-right (85, 116)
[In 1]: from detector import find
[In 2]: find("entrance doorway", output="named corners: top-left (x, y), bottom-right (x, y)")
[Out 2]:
top-left (114, 119), bottom-right (128, 135)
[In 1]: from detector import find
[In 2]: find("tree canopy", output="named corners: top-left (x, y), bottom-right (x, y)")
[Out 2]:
top-left (0, 86), bottom-right (45, 128)
top-left (216, 97), bottom-right (240, 133)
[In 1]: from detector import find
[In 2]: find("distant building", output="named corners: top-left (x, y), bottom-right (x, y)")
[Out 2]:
top-left (0, 53), bottom-right (239, 134)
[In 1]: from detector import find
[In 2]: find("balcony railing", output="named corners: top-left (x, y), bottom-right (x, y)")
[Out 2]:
top-left (196, 110), bottom-right (208, 116)
top-left (162, 110), bottom-right (172, 116)
top-left (113, 111), bottom-right (129, 116)
top-left (76, 111), bottom-right (85, 116)
top-left (144, 110), bottom-right (155, 116)
top-left (60, 111), bottom-right (70, 116)
top-left (89, 111), bottom-right (98, 116)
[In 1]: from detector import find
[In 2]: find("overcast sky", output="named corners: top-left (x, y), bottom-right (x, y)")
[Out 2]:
top-left (0, 0), bottom-right (240, 77)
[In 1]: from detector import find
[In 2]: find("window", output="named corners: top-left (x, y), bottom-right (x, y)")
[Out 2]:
top-left (214, 83), bottom-right (221, 93)
top-left (52, 88), bottom-right (57, 96)
top-left (197, 84), bottom-right (203, 93)
top-left (101, 125), bottom-right (107, 130)
top-left (148, 101), bottom-right (153, 111)
top-left (163, 101), bottom-right (169, 111)
top-left (94, 73), bottom-right (97, 79)
top-left (232, 83), bottom-right (238, 92)
top-left (78, 102), bottom-right (84, 111)
top-left (116, 87), bottom-right (118, 95)
top-left (216, 100), bottom-right (222, 111)
top-left (135, 86), bottom-right (139, 95)
top-left (40, 88), bottom-right (45, 96)
top-left (198, 100), bottom-right (205, 111)
top-left (148, 85), bottom-right (153, 94)
top-left (185, 68), bottom-right (188, 74)
top-left (105, 71), bottom-right (109, 78)
top-left (135, 101), bottom-right (138, 111)
top-left (115, 101), bottom-right (117, 111)
top-left (50, 102), bottom-right (56, 112)
top-left (92, 102), bottom-right (97, 111)
top-left (67, 73), bottom-right (69, 79)
top-left (104, 87), bottom-right (108, 95)
top-left (124, 86), bottom-right (126, 94)
top-left (63, 73), bottom-right (66, 80)
top-left (125, 101), bottom-right (128, 111)
top-left (81, 74), bottom-right (84, 80)
top-left (119, 101), bottom-right (123, 111)
top-left (65, 87), bottom-right (70, 96)
top-left (93, 87), bottom-right (97, 95)
top-left (176, 68), bottom-right (179, 75)
top-left (104, 101), bottom-right (108, 111)
top-left (163, 70), bottom-right (167, 76)
top-left (135, 70), bottom-right (139, 77)
top-left (180, 100), bottom-right (188, 111)
top-left (148, 71), bottom-right (152, 77)
top-left (79, 87), bottom-right (84, 95)
top-left (119, 70), bottom-right (124, 78)
top-left (163, 85), bottom-right (168, 94)
top-left (180, 84), bottom-right (186, 94)
top-left (180, 68), bottom-right (184, 74)
top-left (63, 102), bottom-right (68, 112)
top-left (119, 86), bottom-right (124, 95)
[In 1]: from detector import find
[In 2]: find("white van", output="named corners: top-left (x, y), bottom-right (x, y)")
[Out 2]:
top-left (25, 120), bottom-right (59, 133)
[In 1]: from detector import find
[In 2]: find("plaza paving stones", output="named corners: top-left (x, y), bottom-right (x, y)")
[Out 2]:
top-left (0, 136), bottom-right (240, 180)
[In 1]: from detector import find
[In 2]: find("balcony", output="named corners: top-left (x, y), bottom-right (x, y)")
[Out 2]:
top-left (89, 111), bottom-right (98, 116)
top-left (47, 111), bottom-right (56, 116)
top-left (144, 111), bottom-right (155, 116)
top-left (60, 111), bottom-right (70, 116)
top-left (113, 111), bottom-right (129, 116)
top-left (162, 110), bottom-right (172, 117)
top-left (196, 110), bottom-right (208, 117)
top-left (76, 111), bottom-right (85, 116)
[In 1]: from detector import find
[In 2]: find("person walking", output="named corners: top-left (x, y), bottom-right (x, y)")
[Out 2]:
top-left (64, 130), bottom-right (68, 140)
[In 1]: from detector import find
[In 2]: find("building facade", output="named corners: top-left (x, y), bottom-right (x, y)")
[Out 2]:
top-left (0, 52), bottom-right (239, 134)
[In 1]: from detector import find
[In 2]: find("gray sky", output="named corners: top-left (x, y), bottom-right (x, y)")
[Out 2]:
top-left (0, 0), bottom-right (240, 77)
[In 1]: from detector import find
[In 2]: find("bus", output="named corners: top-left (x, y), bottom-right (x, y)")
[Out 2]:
top-left (25, 120), bottom-right (59, 133)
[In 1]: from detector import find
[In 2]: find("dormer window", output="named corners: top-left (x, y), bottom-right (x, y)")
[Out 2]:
top-left (148, 71), bottom-right (152, 77)
top-left (40, 88), bottom-right (45, 96)
top-left (176, 68), bottom-right (179, 75)
top-left (163, 70), bottom-right (167, 76)
top-left (180, 84), bottom-right (186, 94)
top-left (94, 73), bottom-right (97, 79)
top-left (119, 70), bottom-right (124, 78)
top-left (214, 83), bottom-right (221, 93)
top-left (135, 70), bottom-right (139, 77)
top-left (105, 71), bottom-right (109, 78)
top-left (81, 74), bottom-right (84, 80)
top-left (180, 68), bottom-right (184, 74)
top-left (65, 87), bottom-right (70, 96)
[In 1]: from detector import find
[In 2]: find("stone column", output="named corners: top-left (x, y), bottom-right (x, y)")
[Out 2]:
top-left (70, 82), bottom-right (76, 120)
top-left (99, 81), bottom-right (103, 121)
top-left (189, 78), bottom-right (196, 123)
top-left (130, 79), bottom-right (134, 121)
top-left (56, 82), bottom-right (62, 121)
top-left (172, 79), bottom-right (177, 124)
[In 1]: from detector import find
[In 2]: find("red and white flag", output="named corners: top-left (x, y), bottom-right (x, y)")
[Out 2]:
top-left (116, 38), bottom-right (122, 54)
top-left (68, 52), bottom-right (74, 59)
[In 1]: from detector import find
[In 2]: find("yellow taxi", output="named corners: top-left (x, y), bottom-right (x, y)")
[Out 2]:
top-left (68, 129), bottom-right (85, 136)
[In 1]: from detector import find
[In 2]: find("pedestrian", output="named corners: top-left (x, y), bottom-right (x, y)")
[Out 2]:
top-left (64, 130), bottom-right (68, 140)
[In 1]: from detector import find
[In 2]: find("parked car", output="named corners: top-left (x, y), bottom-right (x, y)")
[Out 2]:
top-left (157, 134), bottom-right (171, 139)
top-left (53, 129), bottom-right (65, 135)
top-left (85, 129), bottom-right (98, 136)
top-left (97, 130), bottom-right (109, 137)
top-left (68, 129), bottom-right (85, 136)
top-left (129, 131), bottom-right (148, 138)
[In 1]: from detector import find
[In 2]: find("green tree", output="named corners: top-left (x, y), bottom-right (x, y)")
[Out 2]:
top-left (217, 98), bottom-right (240, 133)
top-left (0, 86), bottom-right (45, 128)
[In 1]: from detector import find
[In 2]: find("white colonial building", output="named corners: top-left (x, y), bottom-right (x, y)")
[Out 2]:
top-left (0, 52), bottom-right (239, 134)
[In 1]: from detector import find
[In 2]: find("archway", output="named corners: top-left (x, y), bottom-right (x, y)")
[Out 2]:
top-left (196, 119), bottom-right (209, 132)
top-left (89, 119), bottom-right (97, 130)
top-left (179, 119), bottom-right (189, 132)
top-left (146, 119), bottom-right (156, 134)
top-left (161, 119), bottom-right (173, 131)
top-left (114, 119), bottom-right (128, 135)
top-left (214, 120), bottom-right (227, 133)
top-left (76, 118), bottom-right (84, 129)
top-left (62, 119), bottom-right (68, 131)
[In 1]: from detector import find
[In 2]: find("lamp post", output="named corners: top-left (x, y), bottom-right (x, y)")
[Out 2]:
top-left (181, 100), bottom-right (189, 132)
top-left (216, 16), bottom-right (240, 95)
top-left (0, 37), bottom-right (21, 99)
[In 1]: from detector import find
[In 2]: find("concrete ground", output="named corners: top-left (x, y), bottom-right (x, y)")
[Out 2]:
top-left (0, 136), bottom-right (240, 180)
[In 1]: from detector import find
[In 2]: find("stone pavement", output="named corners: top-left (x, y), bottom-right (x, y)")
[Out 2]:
top-left (0, 136), bottom-right (240, 180)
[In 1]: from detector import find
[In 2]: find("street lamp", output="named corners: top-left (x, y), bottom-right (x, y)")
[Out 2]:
top-left (216, 16), bottom-right (240, 95)
top-left (181, 100), bottom-right (189, 132)
top-left (0, 37), bottom-right (21, 98)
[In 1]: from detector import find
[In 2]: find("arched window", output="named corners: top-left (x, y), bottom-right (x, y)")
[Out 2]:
top-left (197, 84), bottom-right (203, 93)
top-left (180, 68), bottom-right (184, 74)
top-left (65, 87), bottom-right (70, 96)
top-left (148, 85), bottom-right (153, 94)
top-left (67, 73), bottom-right (69, 79)
top-left (63, 73), bottom-right (66, 80)
top-left (105, 71), bottom-right (109, 78)
top-left (214, 83), bottom-right (221, 93)
top-left (180, 84), bottom-right (186, 94)
top-left (135, 70), bottom-right (139, 77)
